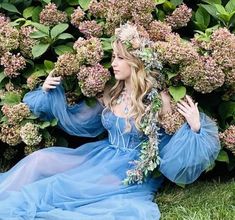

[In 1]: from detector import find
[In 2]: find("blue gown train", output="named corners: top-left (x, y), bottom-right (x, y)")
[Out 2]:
top-left (0, 86), bottom-right (220, 220)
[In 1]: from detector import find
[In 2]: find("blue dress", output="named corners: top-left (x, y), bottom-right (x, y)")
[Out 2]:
top-left (0, 86), bottom-right (220, 220)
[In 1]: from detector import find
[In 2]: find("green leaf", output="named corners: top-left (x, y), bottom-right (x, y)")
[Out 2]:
top-left (31, 22), bottom-right (50, 35)
top-left (214, 4), bottom-right (228, 14)
top-left (79, 0), bottom-right (92, 10)
top-left (155, 0), bottom-right (166, 5)
top-left (218, 101), bottom-right (235, 119)
top-left (23, 6), bottom-right (35, 19)
top-left (42, 0), bottom-right (51, 3)
top-left (32, 6), bottom-right (43, 23)
top-left (170, 0), bottom-right (183, 7)
top-left (50, 23), bottom-right (69, 39)
top-left (65, 7), bottom-right (75, 17)
top-left (67, 0), bottom-right (80, 6)
top-left (167, 72), bottom-right (178, 80)
top-left (10, 18), bottom-right (26, 26)
top-left (169, 86), bottom-right (186, 102)
top-left (202, 0), bottom-right (221, 4)
top-left (44, 60), bottom-right (55, 70)
top-left (32, 43), bottom-right (50, 58)
top-left (225, 0), bottom-right (235, 13)
top-left (0, 71), bottom-right (6, 84)
top-left (55, 136), bottom-right (69, 147)
top-left (199, 4), bottom-right (218, 19)
top-left (30, 31), bottom-right (49, 39)
top-left (39, 121), bottom-right (51, 129)
top-left (30, 70), bottom-right (47, 78)
top-left (54, 45), bottom-right (73, 55)
top-left (50, 118), bottom-right (58, 127)
top-left (2, 92), bottom-right (21, 105)
top-left (85, 97), bottom-right (97, 107)
top-left (216, 150), bottom-right (229, 164)
top-left (195, 7), bottom-right (211, 29)
top-left (56, 33), bottom-right (74, 40)
top-left (1, 3), bottom-right (21, 14)
top-left (26, 114), bottom-right (38, 120)
top-left (101, 38), bottom-right (113, 51)
top-left (163, 1), bottom-right (176, 11)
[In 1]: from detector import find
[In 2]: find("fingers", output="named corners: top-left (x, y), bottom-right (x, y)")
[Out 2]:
top-left (42, 71), bottom-right (61, 91)
top-left (185, 95), bottom-right (194, 108)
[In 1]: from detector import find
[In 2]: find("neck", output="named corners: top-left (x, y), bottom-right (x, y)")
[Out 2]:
top-left (124, 79), bottom-right (131, 94)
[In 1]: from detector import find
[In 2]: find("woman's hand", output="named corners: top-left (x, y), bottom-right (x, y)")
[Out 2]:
top-left (177, 95), bottom-right (201, 132)
top-left (42, 70), bottom-right (61, 92)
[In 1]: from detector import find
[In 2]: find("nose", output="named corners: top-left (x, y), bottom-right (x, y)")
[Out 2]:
top-left (111, 57), bottom-right (117, 68)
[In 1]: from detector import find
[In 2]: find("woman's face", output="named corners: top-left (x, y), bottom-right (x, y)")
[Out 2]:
top-left (111, 52), bottom-right (132, 81)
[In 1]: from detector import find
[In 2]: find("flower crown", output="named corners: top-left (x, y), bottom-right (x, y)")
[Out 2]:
top-left (115, 23), bottom-right (163, 72)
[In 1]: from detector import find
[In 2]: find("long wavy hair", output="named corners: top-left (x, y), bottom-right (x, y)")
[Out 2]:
top-left (108, 40), bottom-right (159, 131)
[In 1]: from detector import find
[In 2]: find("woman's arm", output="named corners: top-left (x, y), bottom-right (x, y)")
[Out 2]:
top-left (158, 92), bottom-right (220, 184)
top-left (23, 72), bottom-right (105, 137)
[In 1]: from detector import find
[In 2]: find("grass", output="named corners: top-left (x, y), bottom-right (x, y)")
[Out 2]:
top-left (155, 179), bottom-right (235, 220)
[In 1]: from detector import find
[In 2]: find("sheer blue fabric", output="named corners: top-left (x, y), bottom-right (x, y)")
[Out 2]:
top-left (0, 85), bottom-right (220, 220)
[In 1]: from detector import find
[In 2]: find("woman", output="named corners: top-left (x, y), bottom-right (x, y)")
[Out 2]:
top-left (0, 23), bottom-right (220, 219)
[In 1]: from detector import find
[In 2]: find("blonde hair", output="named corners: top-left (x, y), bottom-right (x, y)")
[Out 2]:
top-left (108, 40), bottom-right (159, 131)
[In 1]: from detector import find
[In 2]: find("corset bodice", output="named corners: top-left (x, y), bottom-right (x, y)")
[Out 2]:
top-left (101, 108), bottom-right (147, 151)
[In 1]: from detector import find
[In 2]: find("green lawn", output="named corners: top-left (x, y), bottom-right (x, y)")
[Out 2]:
top-left (155, 179), bottom-right (235, 220)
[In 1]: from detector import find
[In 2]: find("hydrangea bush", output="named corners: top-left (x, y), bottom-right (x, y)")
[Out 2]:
top-left (0, 0), bottom-right (234, 175)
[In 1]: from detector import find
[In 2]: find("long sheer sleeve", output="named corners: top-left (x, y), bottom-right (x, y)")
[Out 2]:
top-left (158, 113), bottom-right (221, 184)
top-left (23, 85), bottom-right (105, 137)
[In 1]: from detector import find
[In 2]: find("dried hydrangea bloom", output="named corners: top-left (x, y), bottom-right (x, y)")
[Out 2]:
top-left (132, 0), bottom-right (156, 13)
top-left (225, 69), bottom-right (235, 87)
top-left (19, 26), bottom-right (39, 58)
top-left (0, 124), bottom-right (21, 146)
top-left (54, 53), bottom-right (81, 77)
top-left (89, 0), bottom-right (155, 36)
top-left (27, 76), bottom-right (41, 90)
top-left (24, 145), bottom-right (41, 155)
top-left (165, 4), bottom-right (192, 29)
top-left (191, 37), bottom-right (211, 52)
top-left (79, 20), bottom-right (103, 38)
top-left (1, 103), bottom-right (31, 125)
top-left (210, 28), bottom-right (235, 86)
top-left (0, 23), bottom-right (19, 55)
top-left (0, 13), bottom-right (10, 28)
top-left (66, 92), bottom-right (80, 106)
top-left (71, 6), bottom-right (85, 28)
top-left (0, 52), bottom-right (26, 78)
top-left (77, 64), bottom-right (111, 97)
top-left (73, 37), bottom-right (104, 65)
top-left (44, 135), bottom-right (56, 148)
top-left (20, 122), bottom-right (42, 146)
top-left (131, 12), bottom-right (153, 28)
top-left (180, 56), bottom-right (225, 93)
top-left (155, 34), bottom-right (199, 65)
top-left (159, 100), bottom-right (185, 134)
top-left (210, 28), bottom-right (235, 69)
top-left (219, 125), bottom-right (235, 155)
top-left (5, 82), bottom-right (15, 92)
top-left (88, 0), bottom-right (108, 18)
top-left (148, 21), bottom-right (172, 42)
top-left (40, 3), bottom-right (68, 26)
